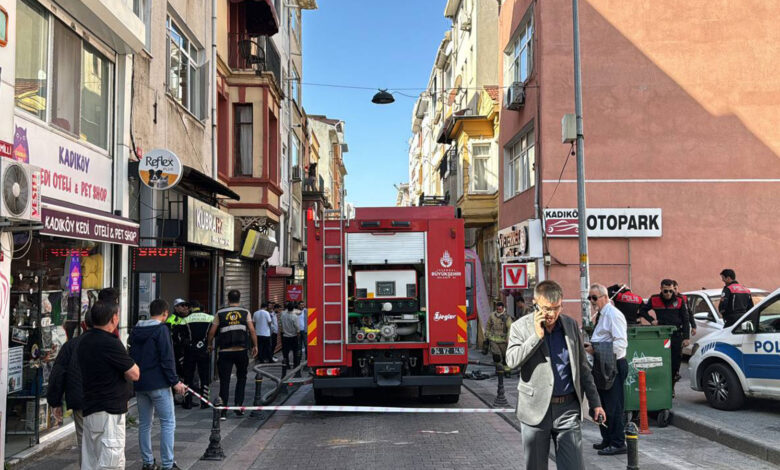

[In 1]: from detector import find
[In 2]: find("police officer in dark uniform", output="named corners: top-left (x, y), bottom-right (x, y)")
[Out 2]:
top-left (672, 280), bottom-right (696, 336)
top-left (719, 269), bottom-right (754, 328)
top-left (207, 290), bottom-right (258, 419)
top-left (638, 279), bottom-right (690, 384)
top-left (181, 300), bottom-right (214, 409)
top-left (608, 284), bottom-right (654, 325)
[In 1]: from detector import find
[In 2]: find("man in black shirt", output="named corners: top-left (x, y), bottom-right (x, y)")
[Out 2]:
top-left (78, 301), bottom-right (140, 470)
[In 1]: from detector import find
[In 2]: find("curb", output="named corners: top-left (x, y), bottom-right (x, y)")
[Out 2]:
top-left (671, 408), bottom-right (780, 466)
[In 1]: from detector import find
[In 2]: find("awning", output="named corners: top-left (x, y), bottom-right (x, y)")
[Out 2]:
top-left (129, 162), bottom-right (240, 200)
top-left (40, 198), bottom-right (140, 246)
top-left (229, 0), bottom-right (279, 36)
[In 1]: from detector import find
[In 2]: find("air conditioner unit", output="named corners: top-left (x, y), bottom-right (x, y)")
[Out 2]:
top-left (291, 166), bottom-right (302, 182)
top-left (0, 160), bottom-right (41, 223)
top-left (505, 82), bottom-right (526, 110)
top-left (298, 250), bottom-right (307, 265)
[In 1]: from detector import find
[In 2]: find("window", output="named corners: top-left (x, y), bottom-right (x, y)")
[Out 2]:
top-left (290, 67), bottom-right (299, 104)
top-left (470, 143), bottom-right (493, 193)
top-left (133, 0), bottom-right (151, 49)
top-left (507, 14), bottom-right (533, 84)
top-left (234, 104), bottom-right (253, 176)
top-left (504, 128), bottom-right (535, 200)
top-left (757, 297), bottom-right (780, 333)
top-left (15, 0), bottom-right (114, 150)
top-left (167, 17), bottom-right (205, 118)
top-left (291, 199), bottom-right (301, 240)
top-left (290, 9), bottom-right (298, 37)
top-left (291, 134), bottom-right (300, 170)
top-left (14, 0), bottom-right (49, 121)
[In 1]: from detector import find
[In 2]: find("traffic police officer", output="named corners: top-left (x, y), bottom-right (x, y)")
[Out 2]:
top-left (719, 269), bottom-right (754, 327)
top-left (638, 279), bottom-right (691, 384)
top-left (181, 300), bottom-right (214, 409)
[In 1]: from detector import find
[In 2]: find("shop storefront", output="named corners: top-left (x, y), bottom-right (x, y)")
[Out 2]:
top-left (266, 266), bottom-right (292, 305)
top-left (497, 219), bottom-right (544, 314)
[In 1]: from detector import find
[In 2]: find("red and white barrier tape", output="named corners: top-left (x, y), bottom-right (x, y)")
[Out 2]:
top-left (185, 386), bottom-right (515, 413)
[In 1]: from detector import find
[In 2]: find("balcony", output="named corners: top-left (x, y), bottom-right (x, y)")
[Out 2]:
top-left (228, 33), bottom-right (282, 86)
top-left (302, 175), bottom-right (330, 208)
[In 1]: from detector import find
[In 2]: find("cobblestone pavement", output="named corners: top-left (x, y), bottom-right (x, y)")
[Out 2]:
top-left (15, 351), bottom-right (780, 470)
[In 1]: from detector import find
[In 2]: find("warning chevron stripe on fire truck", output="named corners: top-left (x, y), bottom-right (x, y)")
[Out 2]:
top-left (457, 305), bottom-right (468, 343)
top-left (308, 308), bottom-right (318, 346)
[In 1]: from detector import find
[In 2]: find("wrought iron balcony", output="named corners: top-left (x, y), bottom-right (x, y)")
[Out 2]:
top-left (227, 33), bottom-right (282, 86)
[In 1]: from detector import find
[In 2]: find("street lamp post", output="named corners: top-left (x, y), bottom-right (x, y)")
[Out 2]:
top-left (572, 0), bottom-right (591, 327)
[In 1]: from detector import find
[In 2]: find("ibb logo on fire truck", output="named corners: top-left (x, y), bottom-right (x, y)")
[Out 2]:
top-left (434, 312), bottom-right (456, 321)
top-left (440, 250), bottom-right (453, 268)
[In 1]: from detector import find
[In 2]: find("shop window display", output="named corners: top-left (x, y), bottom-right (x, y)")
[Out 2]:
top-left (5, 234), bottom-right (106, 456)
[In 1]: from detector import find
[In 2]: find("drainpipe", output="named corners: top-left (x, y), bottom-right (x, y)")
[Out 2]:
top-left (211, 0), bottom-right (219, 312)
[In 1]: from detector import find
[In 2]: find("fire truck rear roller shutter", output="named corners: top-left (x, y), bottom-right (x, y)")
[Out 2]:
top-left (347, 232), bottom-right (426, 265)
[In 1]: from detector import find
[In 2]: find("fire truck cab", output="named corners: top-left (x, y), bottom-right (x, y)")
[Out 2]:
top-left (306, 206), bottom-right (468, 403)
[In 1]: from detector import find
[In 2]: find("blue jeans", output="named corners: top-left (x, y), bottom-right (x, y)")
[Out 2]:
top-left (137, 387), bottom-right (176, 468)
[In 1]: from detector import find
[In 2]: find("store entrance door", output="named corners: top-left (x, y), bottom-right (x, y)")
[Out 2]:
top-left (188, 255), bottom-right (211, 310)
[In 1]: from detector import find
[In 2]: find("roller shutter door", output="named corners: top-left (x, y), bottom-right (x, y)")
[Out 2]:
top-left (266, 276), bottom-right (286, 304)
top-left (347, 232), bottom-right (426, 265)
top-left (223, 257), bottom-right (251, 310)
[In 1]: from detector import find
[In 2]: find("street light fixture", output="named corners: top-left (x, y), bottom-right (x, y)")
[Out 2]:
top-left (371, 89), bottom-right (395, 104)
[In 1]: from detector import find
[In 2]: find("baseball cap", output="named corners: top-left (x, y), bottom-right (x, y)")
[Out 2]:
top-left (173, 298), bottom-right (189, 307)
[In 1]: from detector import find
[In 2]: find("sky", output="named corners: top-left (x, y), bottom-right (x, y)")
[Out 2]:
top-left (302, 0), bottom-right (450, 207)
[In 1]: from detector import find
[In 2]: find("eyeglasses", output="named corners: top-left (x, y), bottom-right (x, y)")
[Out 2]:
top-left (662, 289), bottom-right (675, 294)
top-left (588, 295), bottom-right (604, 302)
top-left (538, 304), bottom-right (563, 315)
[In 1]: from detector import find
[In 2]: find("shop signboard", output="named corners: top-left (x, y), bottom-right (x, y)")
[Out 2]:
top-left (286, 285), bottom-right (303, 302)
top-left (139, 149), bottom-right (183, 190)
top-left (41, 206), bottom-right (140, 246)
top-left (13, 115), bottom-right (113, 213)
top-left (497, 219), bottom-right (544, 263)
top-left (187, 197), bottom-right (235, 251)
top-left (0, 139), bottom-right (11, 159)
top-left (131, 247), bottom-right (185, 273)
top-left (502, 263), bottom-right (529, 290)
top-left (543, 208), bottom-right (662, 238)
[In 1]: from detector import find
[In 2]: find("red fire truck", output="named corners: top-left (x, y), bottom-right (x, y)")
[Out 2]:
top-left (306, 206), bottom-right (468, 403)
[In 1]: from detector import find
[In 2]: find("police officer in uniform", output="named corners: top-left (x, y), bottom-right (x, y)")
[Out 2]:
top-left (608, 284), bottom-right (653, 325)
top-left (672, 280), bottom-right (696, 336)
top-left (639, 279), bottom-right (690, 385)
top-left (168, 299), bottom-right (191, 377)
top-left (719, 269), bottom-right (754, 328)
top-left (485, 301), bottom-right (512, 372)
top-left (181, 300), bottom-right (214, 409)
top-left (207, 290), bottom-right (258, 419)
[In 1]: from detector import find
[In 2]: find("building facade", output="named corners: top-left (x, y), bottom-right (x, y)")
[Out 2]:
top-left (497, 0), bottom-right (780, 319)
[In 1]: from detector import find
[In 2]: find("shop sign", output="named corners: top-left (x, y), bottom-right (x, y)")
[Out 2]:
top-left (131, 247), bottom-right (185, 273)
top-left (0, 139), bottom-right (11, 158)
top-left (7, 346), bottom-right (23, 393)
top-left (502, 263), bottom-right (529, 289)
top-left (497, 219), bottom-right (543, 263)
top-left (187, 197), bottom-right (235, 251)
top-left (67, 256), bottom-right (81, 294)
top-left (41, 206), bottom-right (140, 246)
top-left (286, 285), bottom-right (303, 302)
top-left (139, 149), bottom-right (183, 190)
top-left (14, 115), bottom-right (113, 212)
top-left (543, 208), bottom-right (662, 238)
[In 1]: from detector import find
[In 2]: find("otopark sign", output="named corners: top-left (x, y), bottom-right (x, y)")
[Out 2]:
top-left (544, 208), bottom-right (662, 238)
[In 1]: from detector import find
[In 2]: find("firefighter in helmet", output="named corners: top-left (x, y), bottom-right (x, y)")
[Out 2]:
top-left (486, 301), bottom-right (513, 373)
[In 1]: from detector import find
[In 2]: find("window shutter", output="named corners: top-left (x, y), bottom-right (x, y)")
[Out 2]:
top-left (199, 60), bottom-right (210, 121)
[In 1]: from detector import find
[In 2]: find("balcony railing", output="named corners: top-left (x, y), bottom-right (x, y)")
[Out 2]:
top-left (227, 33), bottom-right (282, 86)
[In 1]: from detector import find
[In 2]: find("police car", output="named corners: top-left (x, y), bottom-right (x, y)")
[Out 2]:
top-left (689, 288), bottom-right (780, 410)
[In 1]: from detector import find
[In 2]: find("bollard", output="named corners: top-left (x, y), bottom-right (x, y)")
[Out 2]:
top-left (250, 373), bottom-right (266, 419)
top-left (625, 421), bottom-right (639, 470)
top-left (493, 368), bottom-right (509, 407)
top-left (201, 399), bottom-right (225, 460)
top-left (638, 370), bottom-right (652, 435)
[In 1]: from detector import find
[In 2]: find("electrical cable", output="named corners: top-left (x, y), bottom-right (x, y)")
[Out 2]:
top-left (544, 143), bottom-right (575, 209)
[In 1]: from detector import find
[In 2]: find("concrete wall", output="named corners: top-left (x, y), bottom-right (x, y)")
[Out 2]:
top-left (527, 0), bottom-right (780, 311)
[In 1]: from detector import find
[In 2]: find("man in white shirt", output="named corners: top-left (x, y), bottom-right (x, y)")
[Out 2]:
top-left (253, 302), bottom-right (273, 363)
top-left (587, 283), bottom-right (629, 456)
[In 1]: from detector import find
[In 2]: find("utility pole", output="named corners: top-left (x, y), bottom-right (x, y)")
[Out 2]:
top-left (572, 0), bottom-right (591, 327)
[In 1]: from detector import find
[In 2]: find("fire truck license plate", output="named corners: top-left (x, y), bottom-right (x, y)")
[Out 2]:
top-left (431, 347), bottom-right (465, 355)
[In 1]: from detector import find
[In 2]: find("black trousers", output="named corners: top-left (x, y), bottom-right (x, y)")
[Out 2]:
top-left (270, 333), bottom-right (278, 356)
top-left (598, 358), bottom-right (628, 447)
top-left (182, 349), bottom-right (210, 405)
top-left (217, 349), bottom-right (249, 406)
top-left (670, 331), bottom-right (683, 378)
top-left (257, 335), bottom-right (272, 363)
top-left (281, 336), bottom-right (300, 368)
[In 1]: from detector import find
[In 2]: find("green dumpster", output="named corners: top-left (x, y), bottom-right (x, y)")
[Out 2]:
top-left (623, 326), bottom-right (676, 426)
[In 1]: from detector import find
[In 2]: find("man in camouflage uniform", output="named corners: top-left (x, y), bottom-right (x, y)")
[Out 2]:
top-left (486, 301), bottom-right (513, 372)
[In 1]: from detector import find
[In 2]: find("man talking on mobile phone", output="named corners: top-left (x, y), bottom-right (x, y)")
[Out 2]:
top-left (506, 280), bottom-right (606, 470)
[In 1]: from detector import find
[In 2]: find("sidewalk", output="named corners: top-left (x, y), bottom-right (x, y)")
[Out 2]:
top-left (11, 371), bottom-right (299, 470)
top-left (465, 348), bottom-right (780, 469)
top-left (672, 363), bottom-right (780, 464)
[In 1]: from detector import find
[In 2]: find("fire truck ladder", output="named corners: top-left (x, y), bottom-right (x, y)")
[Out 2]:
top-left (322, 209), bottom-right (346, 363)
